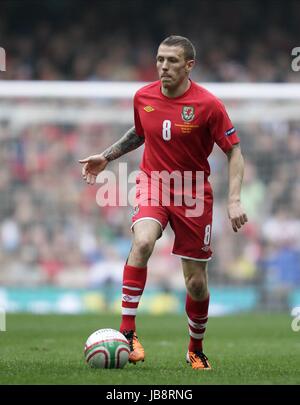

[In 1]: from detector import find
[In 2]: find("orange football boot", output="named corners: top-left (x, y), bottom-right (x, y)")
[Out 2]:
top-left (186, 351), bottom-right (211, 370)
top-left (122, 330), bottom-right (145, 364)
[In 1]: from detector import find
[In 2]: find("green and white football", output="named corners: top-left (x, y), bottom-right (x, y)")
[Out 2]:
top-left (84, 328), bottom-right (130, 369)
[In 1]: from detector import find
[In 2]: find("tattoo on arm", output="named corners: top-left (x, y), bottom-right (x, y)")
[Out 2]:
top-left (103, 126), bottom-right (144, 162)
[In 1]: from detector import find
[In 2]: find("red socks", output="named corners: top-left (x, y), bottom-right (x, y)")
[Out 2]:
top-left (119, 262), bottom-right (209, 353)
top-left (185, 293), bottom-right (210, 352)
top-left (120, 264), bottom-right (147, 332)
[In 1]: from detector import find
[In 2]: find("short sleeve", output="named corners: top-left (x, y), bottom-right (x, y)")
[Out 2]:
top-left (209, 100), bottom-right (240, 153)
top-left (134, 93), bottom-right (145, 137)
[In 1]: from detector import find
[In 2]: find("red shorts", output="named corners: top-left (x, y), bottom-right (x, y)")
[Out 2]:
top-left (131, 172), bottom-right (213, 261)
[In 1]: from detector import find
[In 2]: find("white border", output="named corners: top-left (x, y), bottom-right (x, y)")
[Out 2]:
top-left (1, 81), bottom-right (300, 100)
top-left (131, 217), bottom-right (164, 234)
top-left (171, 253), bottom-right (212, 262)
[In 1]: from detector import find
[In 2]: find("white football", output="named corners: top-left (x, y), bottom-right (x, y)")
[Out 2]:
top-left (84, 328), bottom-right (130, 369)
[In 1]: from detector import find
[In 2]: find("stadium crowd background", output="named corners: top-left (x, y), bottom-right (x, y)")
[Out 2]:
top-left (1, 0), bottom-right (300, 83)
top-left (0, 0), bottom-right (299, 308)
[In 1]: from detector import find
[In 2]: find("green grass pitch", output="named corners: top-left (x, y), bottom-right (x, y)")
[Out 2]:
top-left (0, 313), bottom-right (299, 385)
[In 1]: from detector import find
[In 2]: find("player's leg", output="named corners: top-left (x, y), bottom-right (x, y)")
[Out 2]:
top-left (120, 170), bottom-right (169, 363)
top-left (127, 219), bottom-right (162, 267)
top-left (169, 191), bottom-right (213, 369)
top-left (121, 219), bottom-right (161, 332)
top-left (182, 259), bottom-right (211, 370)
top-left (120, 218), bottom-right (163, 363)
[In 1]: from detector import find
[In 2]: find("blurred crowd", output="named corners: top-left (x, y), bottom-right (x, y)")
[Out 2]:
top-left (0, 0), bottom-right (300, 83)
top-left (0, 113), bottom-right (299, 291)
top-left (0, 0), bottom-right (299, 295)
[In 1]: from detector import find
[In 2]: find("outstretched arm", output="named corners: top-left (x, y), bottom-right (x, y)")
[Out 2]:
top-left (226, 144), bottom-right (248, 232)
top-left (102, 126), bottom-right (144, 161)
top-left (79, 126), bottom-right (144, 185)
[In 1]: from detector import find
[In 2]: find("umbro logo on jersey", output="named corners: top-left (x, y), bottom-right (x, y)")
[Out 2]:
top-left (201, 246), bottom-right (210, 252)
top-left (144, 105), bottom-right (155, 112)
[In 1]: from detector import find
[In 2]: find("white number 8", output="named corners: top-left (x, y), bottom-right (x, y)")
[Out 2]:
top-left (204, 224), bottom-right (211, 245)
top-left (162, 120), bottom-right (171, 140)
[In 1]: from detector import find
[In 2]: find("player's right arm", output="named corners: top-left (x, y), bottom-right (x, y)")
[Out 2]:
top-left (79, 126), bottom-right (144, 185)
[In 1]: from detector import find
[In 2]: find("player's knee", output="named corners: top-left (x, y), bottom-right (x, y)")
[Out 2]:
top-left (132, 237), bottom-right (155, 259)
top-left (186, 277), bottom-right (208, 301)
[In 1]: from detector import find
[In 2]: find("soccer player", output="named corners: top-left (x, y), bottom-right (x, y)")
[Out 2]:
top-left (79, 35), bottom-right (248, 370)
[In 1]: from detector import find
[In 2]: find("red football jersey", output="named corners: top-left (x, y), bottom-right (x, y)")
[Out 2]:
top-left (134, 80), bottom-right (239, 182)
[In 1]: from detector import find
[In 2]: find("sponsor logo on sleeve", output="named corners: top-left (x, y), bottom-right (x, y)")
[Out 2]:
top-left (225, 127), bottom-right (236, 137)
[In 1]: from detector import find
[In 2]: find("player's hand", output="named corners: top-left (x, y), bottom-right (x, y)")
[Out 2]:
top-left (79, 154), bottom-right (108, 185)
top-left (227, 201), bottom-right (248, 232)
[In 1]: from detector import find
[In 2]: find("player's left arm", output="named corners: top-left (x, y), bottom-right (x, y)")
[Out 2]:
top-left (226, 144), bottom-right (248, 232)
